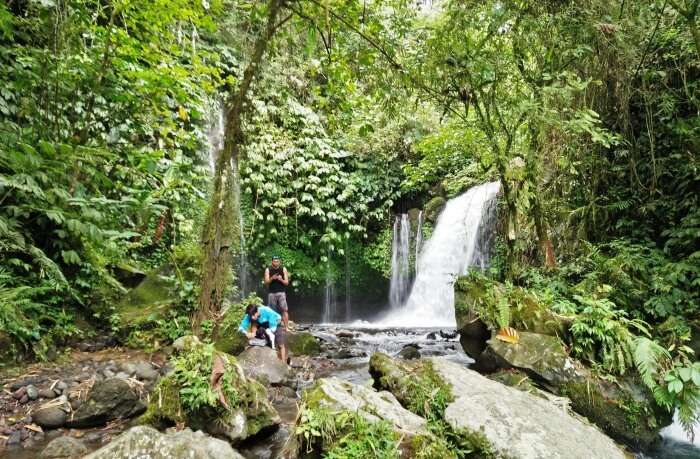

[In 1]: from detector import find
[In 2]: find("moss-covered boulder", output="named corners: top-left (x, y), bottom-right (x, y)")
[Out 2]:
top-left (116, 264), bottom-right (183, 326)
top-left (424, 196), bottom-right (446, 222)
top-left (286, 331), bottom-right (321, 356)
top-left (67, 378), bottom-right (146, 428)
top-left (479, 331), bottom-right (587, 388)
top-left (454, 275), bottom-right (571, 345)
top-left (214, 331), bottom-right (248, 355)
top-left (141, 342), bottom-right (280, 445)
top-left (559, 375), bottom-right (672, 451)
top-left (288, 377), bottom-right (448, 458)
top-left (370, 353), bottom-right (628, 459)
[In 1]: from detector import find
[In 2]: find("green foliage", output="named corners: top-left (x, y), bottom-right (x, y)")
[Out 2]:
top-left (569, 293), bottom-right (649, 375)
top-left (295, 407), bottom-right (399, 458)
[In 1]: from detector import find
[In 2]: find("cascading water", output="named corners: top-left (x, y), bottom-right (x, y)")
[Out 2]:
top-left (415, 210), bottom-right (424, 275)
top-left (231, 158), bottom-right (248, 298)
top-left (389, 214), bottom-right (411, 309)
top-left (382, 181), bottom-right (501, 327)
top-left (207, 103), bottom-right (224, 174)
top-left (345, 239), bottom-right (351, 322)
top-left (322, 258), bottom-right (336, 323)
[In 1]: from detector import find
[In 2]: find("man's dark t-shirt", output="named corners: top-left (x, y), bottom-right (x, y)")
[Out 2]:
top-left (268, 266), bottom-right (286, 293)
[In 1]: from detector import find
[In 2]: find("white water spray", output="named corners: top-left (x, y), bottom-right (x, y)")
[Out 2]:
top-left (322, 258), bottom-right (336, 323)
top-left (382, 181), bottom-right (501, 327)
top-left (389, 214), bottom-right (411, 309)
top-left (415, 210), bottom-right (424, 275)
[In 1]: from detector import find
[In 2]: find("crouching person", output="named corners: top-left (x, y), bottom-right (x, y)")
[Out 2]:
top-left (237, 304), bottom-right (287, 364)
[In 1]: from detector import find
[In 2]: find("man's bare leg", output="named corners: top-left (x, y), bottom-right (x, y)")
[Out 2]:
top-left (283, 311), bottom-right (289, 329)
top-left (278, 345), bottom-right (287, 364)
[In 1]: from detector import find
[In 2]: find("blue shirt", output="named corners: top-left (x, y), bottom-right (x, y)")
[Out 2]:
top-left (238, 305), bottom-right (281, 333)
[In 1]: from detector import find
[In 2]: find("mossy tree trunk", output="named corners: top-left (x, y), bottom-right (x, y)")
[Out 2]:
top-left (193, 0), bottom-right (285, 334)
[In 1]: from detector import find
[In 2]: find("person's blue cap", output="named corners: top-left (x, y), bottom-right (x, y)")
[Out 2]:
top-left (271, 255), bottom-right (281, 260)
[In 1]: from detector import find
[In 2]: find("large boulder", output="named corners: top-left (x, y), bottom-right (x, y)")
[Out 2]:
top-left (33, 399), bottom-right (71, 428)
top-left (83, 426), bottom-right (244, 459)
top-left (286, 331), bottom-right (321, 356)
top-left (370, 353), bottom-right (627, 459)
top-left (67, 378), bottom-right (145, 427)
top-left (482, 331), bottom-right (672, 449)
top-left (237, 346), bottom-right (289, 385)
top-left (214, 331), bottom-right (248, 355)
top-left (424, 196), bottom-right (446, 222)
top-left (142, 344), bottom-right (280, 445)
top-left (479, 331), bottom-right (586, 388)
top-left (115, 264), bottom-right (182, 326)
top-left (39, 436), bottom-right (88, 459)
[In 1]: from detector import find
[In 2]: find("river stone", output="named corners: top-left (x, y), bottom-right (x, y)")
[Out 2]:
top-left (286, 331), bottom-right (321, 356)
top-left (67, 378), bottom-right (145, 427)
top-left (26, 384), bottom-right (40, 400)
top-left (132, 361), bottom-right (159, 380)
top-left (83, 426), bottom-right (244, 459)
top-left (480, 331), bottom-right (586, 388)
top-left (214, 331), bottom-right (248, 356)
top-left (307, 377), bottom-right (428, 437)
top-left (33, 402), bottom-right (71, 428)
top-left (38, 388), bottom-right (57, 399)
top-left (173, 334), bottom-right (201, 352)
top-left (431, 357), bottom-right (626, 459)
top-left (398, 345), bottom-right (421, 360)
top-left (39, 436), bottom-right (88, 459)
top-left (237, 346), bottom-right (289, 385)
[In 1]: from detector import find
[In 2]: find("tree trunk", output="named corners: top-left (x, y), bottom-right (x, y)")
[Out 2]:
top-left (193, 0), bottom-right (283, 334)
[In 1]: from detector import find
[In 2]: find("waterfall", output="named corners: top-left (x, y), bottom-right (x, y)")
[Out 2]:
top-left (322, 259), bottom-right (336, 323)
top-left (345, 239), bottom-right (351, 322)
top-left (415, 210), bottom-right (424, 275)
top-left (389, 214), bottom-right (411, 309)
top-left (382, 181), bottom-right (501, 327)
top-left (231, 158), bottom-right (248, 298)
top-left (207, 103), bottom-right (225, 174)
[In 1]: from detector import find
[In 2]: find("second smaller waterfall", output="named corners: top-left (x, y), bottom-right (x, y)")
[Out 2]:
top-left (322, 259), bottom-right (337, 323)
top-left (389, 214), bottom-right (411, 309)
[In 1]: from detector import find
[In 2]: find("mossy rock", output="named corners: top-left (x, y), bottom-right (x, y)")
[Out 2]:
top-left (424, 196), bottom-right (446, 223)
top-left (559, 375), bottom-right (672, 450)
top-left (214, 331), bottom-right (248, 356)
top-left (286, 331), bottom-right (321, 356)
top-left (116, 264), bottom-right (181, 327)
top-left (141, 343), bottom-right (279, 445)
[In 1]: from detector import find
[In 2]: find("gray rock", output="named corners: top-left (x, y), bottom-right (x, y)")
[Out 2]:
top-left (114, 372), bottom-right (129, 380)
top-left (39, 436), bottom-right (88, 459)
top-left (173, 335), bottom-right (201, 352)
top-left (83, 426), bottom-right (244, 459)
top-left (26, 385), bottom-right (39, 400)
top-left (7, 429), bottom-right (21, 445)
top-left (56, 381), bottom-right (68, 393)
top-left (66, 378), bottom-right (145, 428)
top-left (118, 362), bottom-right (136, 376)
top-left (432, 357), bottom-right (626, 459)
top-left (481, 331), bottom-right (586, 387)
top-left (102, 369), bottom-right (114, 379)
top-left (32, 403), bottom-right (70, 428)
top-left (306, 377), bottom-right (428, 438)
top-left (132, 361), bottom-right (159, 380)
top-left (237, 346), bottom-right (289, 385)
top-left (38, 388), bottom-right (57, 399)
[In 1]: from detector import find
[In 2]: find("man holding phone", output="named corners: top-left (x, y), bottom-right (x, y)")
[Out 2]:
top-left (264, 255), bottom-right (290, 329)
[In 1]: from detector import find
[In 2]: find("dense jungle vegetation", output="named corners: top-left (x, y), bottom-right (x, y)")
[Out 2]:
top-left (0, 0), bottom-right (698, 437)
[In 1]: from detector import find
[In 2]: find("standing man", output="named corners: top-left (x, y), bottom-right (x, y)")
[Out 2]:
top-left (264, 255), bottom-right (290, 329)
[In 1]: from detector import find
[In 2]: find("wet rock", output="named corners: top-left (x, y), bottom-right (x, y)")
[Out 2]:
top-left (66, 378), bottom-right (145, 428)
top-left (39, 436), bottom-right (88, 459)
top-left (132, 361), bottom-right (159, 381)
top-left (330, 348), bottom-right (367, 359)
top-left (83, 426), bottom-right (245, 459)
top-left (286, 331), bottom-right (321, 356)
top-left (33, 401), bottom-right (71, 428)
top-left (426, 331), bottom-right (437, 340)
top-left (118, 362), bottom-right (136, 376)
top-left (336, 330), bottom-right (355, 338)
top-left (38, 388), bottom-right (57, 399)
top-left (237, 346), bottom-right (289, 385)
top-left (398, 345), bottom-right (421, 360)
top-left (26, 384), bottom-right (39, 400)
top-left (56, 381), bottom-right (68, 394)
top-left (424, 196), bottom-right (446, 222)
top-left (10, 377), bottom-right (42, 391)
top-left (19, 394), bottom-right (29, 404)
top-left (7, 429), bottom-right (21, 445)
top-left (479, 331), bottom-right (586, 388)
top-left (370, 353), bottom-right (627, 459)
top-left (12, 386), bottom-right (27, 400)
top-left (439, 330), bottom-right (458, 340)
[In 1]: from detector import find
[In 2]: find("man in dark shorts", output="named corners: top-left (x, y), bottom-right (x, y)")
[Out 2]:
top-left (238, 304), bottom-right (287, 363)
top-left (264, 255), bottom-right (290, 328)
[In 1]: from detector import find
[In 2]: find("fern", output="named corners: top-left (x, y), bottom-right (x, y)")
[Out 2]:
top-left (633, 337), bottom-right (671, 394)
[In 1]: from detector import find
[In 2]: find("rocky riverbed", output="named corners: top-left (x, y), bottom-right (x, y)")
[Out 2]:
top-left (1, 327), bottom-right (698, 458)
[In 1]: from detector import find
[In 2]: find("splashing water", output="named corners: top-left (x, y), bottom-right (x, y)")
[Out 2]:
top-left (322, 258), bottom-right (337, 323)
top-left (381, 181), bottom-right (501, 327)
top-left (415, 210), bottom-right (424, 275)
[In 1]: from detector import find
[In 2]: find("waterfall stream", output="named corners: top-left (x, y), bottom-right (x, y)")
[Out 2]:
top-left (322, 258), bottom-right (336, 323)
top-left (389, 214), bottom-right (411, 309)
top-left (382, 181), bottom-right (501, 327)
top-left (415, 210), bottom-right (424, 275)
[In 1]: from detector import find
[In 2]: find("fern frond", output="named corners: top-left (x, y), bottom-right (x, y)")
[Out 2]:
top-left (633, 337), bottom-right (671, 391)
